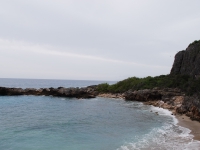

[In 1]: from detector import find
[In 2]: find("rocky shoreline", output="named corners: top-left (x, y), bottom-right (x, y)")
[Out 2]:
top-left (126, 88), bottom-right (200, 122)
top-left (0, 86), bottom-right (98, 99)
top-left (99, 88), bottom-right (200, 122)
top-left (1, 86), bottom-right (200, 123)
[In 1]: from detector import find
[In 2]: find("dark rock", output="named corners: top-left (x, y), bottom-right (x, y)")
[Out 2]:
top-left (0, 86), bottom-right (98, 99)
top-left (170, 51), bottom-right (185, 75)
top-left (24, 88), bottom-right (38, 95)
top-left (176, 95), bottom-right (200, 121)
top-left (170, 40), bottom-right (200, 76)
top-left (0, 87), bottom-right (24, 95)
top-left (123, 88), bottom-right (183, 102)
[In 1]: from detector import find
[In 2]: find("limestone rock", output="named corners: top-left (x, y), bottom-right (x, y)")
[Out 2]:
top-left (170, 40), bottom-right (200, 76)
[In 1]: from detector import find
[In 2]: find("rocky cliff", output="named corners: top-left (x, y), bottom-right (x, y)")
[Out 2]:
top-left (170, 40), bottom-right (200, 76)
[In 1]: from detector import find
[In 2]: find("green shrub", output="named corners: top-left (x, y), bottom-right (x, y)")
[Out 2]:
top-left (97, 83), bottom-right (109, 93)
top-left (97, 74), bottom-right (199, 95)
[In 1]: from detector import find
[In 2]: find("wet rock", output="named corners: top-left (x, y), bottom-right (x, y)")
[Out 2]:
top-left (0, 86), bottom-right (98, 99)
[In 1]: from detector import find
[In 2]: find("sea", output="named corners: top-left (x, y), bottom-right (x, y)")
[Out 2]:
top-left (0, 78), bottom-right (200, 150)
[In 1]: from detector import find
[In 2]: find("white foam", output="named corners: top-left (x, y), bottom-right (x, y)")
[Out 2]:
top-left (117, 105), bottom-right (200, 150)
top-left (149, 105), bottom-right (178, 125)
top-left (118, 125), bottom-right (200, 150)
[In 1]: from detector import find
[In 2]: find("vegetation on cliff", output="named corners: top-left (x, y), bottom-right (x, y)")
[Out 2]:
top-left (98, 40), bottom-right (200, 96)
top-left (97, 39), bottom-right (200, 122)
top-left (97, 74), bottom-right (200, 95)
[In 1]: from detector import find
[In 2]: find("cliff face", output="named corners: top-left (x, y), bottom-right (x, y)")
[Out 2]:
top-left (170, 40), bottom-right (200, 76)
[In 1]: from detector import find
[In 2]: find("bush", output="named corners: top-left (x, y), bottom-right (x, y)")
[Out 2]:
top-left (96, 83), bottom-right (109, 93)
top-left (97, 74), bottom-right (199, 95)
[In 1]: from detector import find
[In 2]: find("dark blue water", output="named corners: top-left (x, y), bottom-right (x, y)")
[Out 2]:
top-left (0, 79), bottom-right (200, 150)
top-left (0, 78), bottom-right (116, 88)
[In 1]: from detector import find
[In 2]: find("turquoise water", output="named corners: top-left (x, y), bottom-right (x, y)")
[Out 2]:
top-left (0, 79), bottom-right (200, 149)
top-left (0, 96), bottom-right (171, 150)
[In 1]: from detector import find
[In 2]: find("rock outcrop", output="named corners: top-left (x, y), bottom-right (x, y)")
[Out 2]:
top-left (176, 95), bottom-right (200, 121)
top-left (123, 88), bottom-right (184, 102)
top-left (170, 40), bottom-right (200, 76)
top-left (123, 88), bottom-right (200, 122)
top-left (0, 86), bottom-right (98, 99)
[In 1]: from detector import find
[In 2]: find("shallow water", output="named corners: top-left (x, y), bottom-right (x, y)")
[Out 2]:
top-left (0, 96), bottom-right (199, 150)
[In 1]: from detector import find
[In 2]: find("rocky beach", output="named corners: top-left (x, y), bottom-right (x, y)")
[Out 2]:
top-left (1, 85), bottom-right (200, 142)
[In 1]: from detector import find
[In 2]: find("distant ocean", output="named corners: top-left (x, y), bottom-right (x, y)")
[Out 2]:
top-left (0, 78), bottom-right (116, 89)
top-left (0, 78), bottom-right (200, 150)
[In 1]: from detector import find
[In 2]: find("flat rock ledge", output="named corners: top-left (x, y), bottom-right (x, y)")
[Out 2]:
top-left (0, 85), bottom-right (98, 99)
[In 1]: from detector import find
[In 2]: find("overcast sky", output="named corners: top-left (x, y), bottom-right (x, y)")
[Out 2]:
top-left (0, 0), bottom-right (200, 81)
